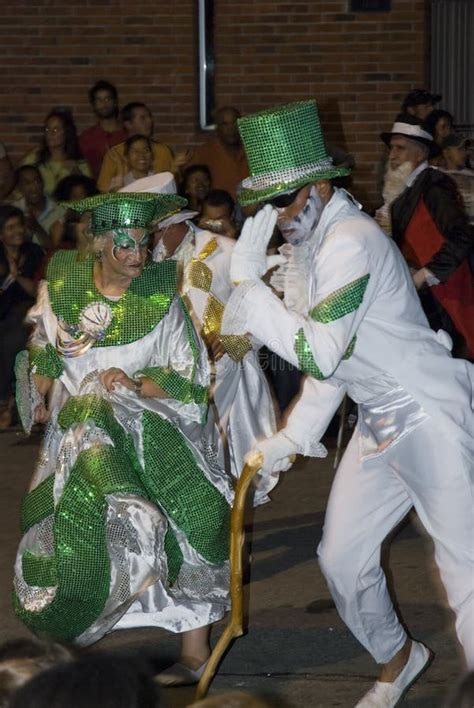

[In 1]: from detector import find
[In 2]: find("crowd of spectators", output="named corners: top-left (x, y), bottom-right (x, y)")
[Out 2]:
top-left (0, 635), bottom-right (471, 707)
top-left (374, 89), bottom-right (474, 359)
top-left (0, 80), bottom-right (246, 429)
top-left (0, 637), bottom-right (278, 707)
top-left (0, 83), bottom-right (473, 707)
top-left (0, 81), bottom-right (472, 426)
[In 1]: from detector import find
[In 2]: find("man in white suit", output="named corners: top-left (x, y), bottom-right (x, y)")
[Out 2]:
top-left (220, 100), bottom-right (474, 708)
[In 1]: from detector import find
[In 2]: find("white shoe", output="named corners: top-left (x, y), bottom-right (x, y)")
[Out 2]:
top-left (154, 659), bottom-right (208, 687)
top-left (355, 641), bottom-right (433, 707)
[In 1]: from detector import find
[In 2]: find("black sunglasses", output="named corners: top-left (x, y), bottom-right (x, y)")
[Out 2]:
top-left (266, 189), bottom-right (301, 209)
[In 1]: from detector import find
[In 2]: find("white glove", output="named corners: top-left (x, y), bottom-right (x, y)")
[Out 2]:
top-left (269, 242), bottom-right (311, 315)
top-left (246, 430), bottom-right (298, 478)
top-left (230, 204), bottom-right (286, 283)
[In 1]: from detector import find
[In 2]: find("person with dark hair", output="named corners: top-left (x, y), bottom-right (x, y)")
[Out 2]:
top-left (180, 164), bottom-right (212, 212)
top-left (0, 141), bottom-right (15, 200)
top-left (97, 102), bottom-right (174, 192)
top-left (8, 653), bottom-right (160, 708)
top-left (107, 135), bottom-right (154, 191)
top-left (401, 88), bottom-right (442, 121)
top-left (12, 192), bottom-right (231, 684)
top-left (47, 175), bottom-right (100, 252)
top-left (0, 205), bottom-right (43, 428)
top-left (199, 189), bottom-right (238, 239)
top-left (13, 165), bottom-right (64, 249)
top-left (220, 99), bottom-right (474, 707)
top-left (137, 174), bottom-right (280, 516)
top-left (186, 107), bottom-right (249, 201)
top-left (440, 134), bottom-right (474, 224)
top-left (202, 188), bottom-right (235, 216)
top-left (423, 108), bottom-right (455, 148)
top-left (22, 110), bottom-right (91, 196)
top-left (79, 80), bottom-right (127, 179)
top-left (384, 115), bottom-right (474, 357)
top-left (52, 173), bottom-right (99, 203)
top-left (0, 638), bottom-right (73, 706)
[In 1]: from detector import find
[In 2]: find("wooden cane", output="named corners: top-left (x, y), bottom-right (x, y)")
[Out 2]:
top-left (194, 450), bottom-right (264, 701)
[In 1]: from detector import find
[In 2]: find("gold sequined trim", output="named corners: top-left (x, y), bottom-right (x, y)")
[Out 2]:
top-left (219, 334), bottom-right (252, 362)
top-left (196, 238), bottom-right (218, 262)
top-left (187, 260), bottom-right (213, 292)
top-left (202, 294), bottom-right (224, 337)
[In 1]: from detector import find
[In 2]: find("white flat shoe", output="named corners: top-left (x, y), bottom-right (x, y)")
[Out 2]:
top-left (355, 641), bottom-right (434, 707)
top-left (154, 659), bottom-right (208, 687)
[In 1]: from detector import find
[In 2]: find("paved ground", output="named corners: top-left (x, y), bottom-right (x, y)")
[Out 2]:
top-left (0, 427), bottom-right (465, 707)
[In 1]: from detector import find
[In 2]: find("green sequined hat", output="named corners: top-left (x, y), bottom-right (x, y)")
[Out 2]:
top-left (61, 192), bottom-right (188, 234)
top-left (237, 100), bottom-right (351, 206)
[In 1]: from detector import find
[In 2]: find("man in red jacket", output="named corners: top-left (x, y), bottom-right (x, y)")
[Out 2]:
top-left (384, 115), bottom-right (474, 358)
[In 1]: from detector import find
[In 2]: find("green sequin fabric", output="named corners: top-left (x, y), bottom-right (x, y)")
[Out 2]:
top-left (136, 367), bottom-right (208, 405)
top-left (294, 328), bottom-right (326, 380)
top-left (47, 251), bottom-right (177, 348)
top-left (343, 335), bottom-right (357, 360)
top-left (61, 192), bottom-right (187, 234)
top-left (22, 551), bottom-right (58, 588)
top-left (142, 411), bottom-right (230, 565)
top-left (294, 330), bottom-right (358, 379)
top-left (310, 275), bottom-right (370, 323)
top-left (237, 100), bottom-right (351, 206)
top-left (164, 529), bottom-right (184, 586)
top-left (58, 395), bottom-right (137, 461)
top-left (29, 344), bottom-right (64, 379)
top-left (178, 298), bottom-right (200, 379)
top-left (15, 444), bottom-right (147, 641)
top-left (16, 393), bottom-right (229, 640)
top-left (21, 475), bottom-right (55, 534)
top-left (293, 274), bottom-right (369, 378)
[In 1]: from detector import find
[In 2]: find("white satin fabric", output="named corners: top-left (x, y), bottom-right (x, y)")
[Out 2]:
top-left (349, 374), bottom-right (428, 459)
top-left (159, 227), bottom-right (279, 504)
top-left (318, 417), bottom-right (474, 666)
top-left (15, 283), bottom-right (233, 644)
top-left (221, 187), bottom-right (474, 666)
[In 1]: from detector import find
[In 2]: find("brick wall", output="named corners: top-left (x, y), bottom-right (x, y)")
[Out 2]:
top-left (0, 0), bottom-right (429, 210)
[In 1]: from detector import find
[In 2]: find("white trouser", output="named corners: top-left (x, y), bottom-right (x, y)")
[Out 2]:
top-left (317, 418), bottom-right (474, 666)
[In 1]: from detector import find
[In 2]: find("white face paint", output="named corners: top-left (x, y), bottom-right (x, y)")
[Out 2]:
top-left (277, 187), bottom-right (324, 245)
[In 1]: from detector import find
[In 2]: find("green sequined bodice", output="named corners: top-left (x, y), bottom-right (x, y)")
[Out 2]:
top-left (47, 251), bottom-right (177, 347)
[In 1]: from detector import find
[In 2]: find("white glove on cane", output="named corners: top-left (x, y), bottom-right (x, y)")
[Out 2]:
top-left (230, 204), bottom-right (286, 283)
top-left (246, 430), bottom-right (298, 478)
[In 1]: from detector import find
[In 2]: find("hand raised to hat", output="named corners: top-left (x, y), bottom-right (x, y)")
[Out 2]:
top-left (230, 204), bottom-right (286, 284)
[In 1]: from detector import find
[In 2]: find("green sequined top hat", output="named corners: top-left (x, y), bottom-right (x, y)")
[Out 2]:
top-left (237, 100), bottom-right (351, 206)
top-left (61, 192), bottom-right (188, 234)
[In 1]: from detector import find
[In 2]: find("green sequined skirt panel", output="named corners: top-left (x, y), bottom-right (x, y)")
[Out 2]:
top-left (14, 253), bottom-right (232, 645)
top-left (14, 393), bottom-right (232, 645)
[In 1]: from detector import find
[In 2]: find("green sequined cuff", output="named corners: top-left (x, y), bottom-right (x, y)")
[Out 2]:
top-left (294, 330), bottom-right (358, 379)
top-left (294, 328), bottom-right (326, 380)
top-left (136, 367), bottom-right (208, 405)
top-left (29, 344), bottom-right (64, 379)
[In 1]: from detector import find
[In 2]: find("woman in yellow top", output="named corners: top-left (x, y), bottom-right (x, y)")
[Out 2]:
top-left (22, 110), bottom-right (92, 196)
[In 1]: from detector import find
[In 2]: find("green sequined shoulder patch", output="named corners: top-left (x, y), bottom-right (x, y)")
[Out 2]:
top-left (47, 251), bottom-right (177, 347)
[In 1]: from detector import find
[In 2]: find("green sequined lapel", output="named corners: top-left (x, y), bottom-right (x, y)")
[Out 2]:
top-left (47, 251), bottom-right (177, 347)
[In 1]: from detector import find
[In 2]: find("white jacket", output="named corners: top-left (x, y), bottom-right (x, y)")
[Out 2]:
top-left (222, 189), bottom-right (474, 462)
